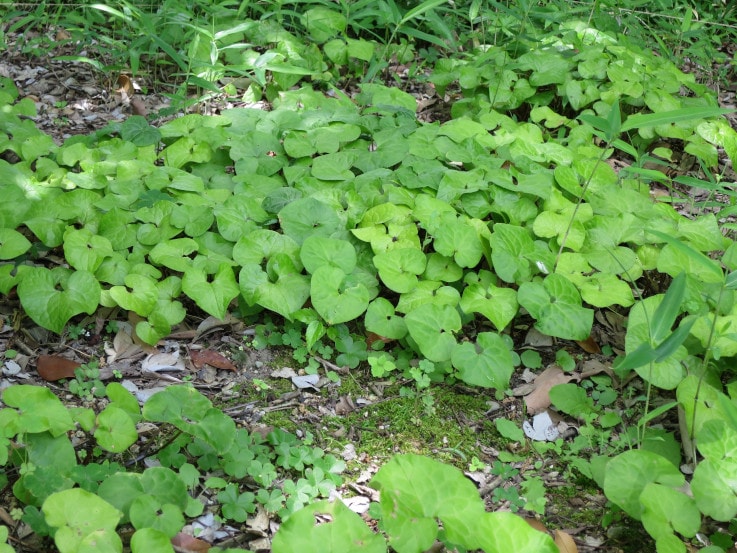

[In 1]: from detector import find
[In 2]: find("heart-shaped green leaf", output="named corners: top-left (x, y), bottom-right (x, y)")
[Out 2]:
top-left (272, 499), bottom-right (385, 553)
top-left (405, 303), bottom-right (461, 362)
top-left (490, 224), bottom-right (536, 284)
top-left (692, 419), bottom-right (737, 521)
top-left (120, 115), bottom-right (162, 147)
top-left (0, 228), bottom-right (32, 260)
top-left (373, 248), bottom-right (426, 293)
top-left (364, 298), bottom-right (407, 340)
top-left (234, 229), bottom-right (302, 269)
top-left (182, 263), bottom-right (239, 320)
top-left (370, 454), bottom-right (487, 552)
top-left (279, 198), bottom-right (344, 245)
top-left (517, 274), bottom-right (593, 340)
top-left (451, 332), bottom-right (514, 389)
top-left (460, 281), bottom-right (518, 331)
top-left (311, 266), bottom-right (370, 325)
top-left (109, 274), bottom-right (159, 316)
top-left (423, 253), bottom-right (463, 283)
top-left (17, 267), bottom-right (100, 334)
top-left (240, 266), bottom-right (311, 321)
top-left (63, 227), bottom-right (114, 272)
top-left (396, 281), bottom-right (460, 313)
top-left (300, 235), bottom-right (357, 274)
top-left (603, 450), bottom-right (685, 519)
top-left (95, 405), bottom-right (138, 453)
top-left (148, 238), bottom-right (199, 272)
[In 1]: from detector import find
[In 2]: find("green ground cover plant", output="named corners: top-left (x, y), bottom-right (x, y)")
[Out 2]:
top-left (2, 0), bottom-right (737, 551)
top-left (0, 383), bottom-right (347, 553)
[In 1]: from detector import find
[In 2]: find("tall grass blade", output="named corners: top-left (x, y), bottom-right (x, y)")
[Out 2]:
top-left (621, 107), bottom-right (735, 132)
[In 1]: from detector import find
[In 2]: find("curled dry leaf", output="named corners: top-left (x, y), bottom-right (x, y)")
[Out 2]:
top-left (366, 331), bottom-right (393, 348)
top-left (171, 532), bottom-right (210, 553)
top-left (334, 395), bottom-right (356, 415)
top-left (36, 355), bottom-right (81, 381)
top-left (142, 351), bottom-right (185, 372)
top-left (292, 374), bottom-right (320, 390)
top-left (195, 314), bottom-right (242, 340)
top-left (130, 96), bottom-right (147, 117)
top-left (270, 366), bottom-right (297, 379)
top-left (116, 74), bottom-right (135, 97)
top-left (111, 328), bottom-right (142, 362)
top-left (554, 529), bottom-right (578, 553)
top-left (189, 349), bottom-right (237, 372)
top-left (525, 517), bottom-right (549, 534)
top-left (579, 358), bottom-right (614, 379)
top-left (575, 334), bottom-right (601, 354)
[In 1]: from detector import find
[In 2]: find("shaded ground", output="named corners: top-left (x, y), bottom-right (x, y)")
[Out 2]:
top-left (2, 27), bottom-right (736, 553)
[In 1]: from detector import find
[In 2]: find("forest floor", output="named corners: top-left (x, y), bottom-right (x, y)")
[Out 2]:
top-left (2, 29), bottom-right (736, 553)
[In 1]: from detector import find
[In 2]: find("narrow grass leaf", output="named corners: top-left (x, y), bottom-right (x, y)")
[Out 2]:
top-left (651, 272), bottom-right (686, 343)
top-left (638, 401), bottom-right (678, 428)
top-left (621, 108), bottom-right (735, 133)
top-left (653, 318), bottom-right (696, 363)
top-left (648, 229), bottom-right (723, 283)
top-left (399, 0), bottom-right (447, 26)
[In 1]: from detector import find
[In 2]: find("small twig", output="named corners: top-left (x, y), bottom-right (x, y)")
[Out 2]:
top-left (11, 337), bottom-right (35, 357)
top-left (139, 371), bottom-right (184, 384)
top-left (222, 402), bottom-right (257, 415)
top-left (262, 400), bottom-right (300, 413)
top-left (478, 476), bottom-right (504, 498)
top-left (312, 355), bottom-right (349, 375)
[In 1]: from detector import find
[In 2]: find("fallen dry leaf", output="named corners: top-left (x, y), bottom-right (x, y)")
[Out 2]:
top-left (142, 351), bottom-right (186, 372)
top-left (36, 355), bottom-right (81, 381)
top-left (335, 395), bottom-right (356, 415)
top-left (578, 358), bottom-right (614, 380)
top-left (111, 328), bottom-right (142, 361)
top-left (128, 312), bottom-right (159, 350)
top-left (117, 74), bottom-right (135, 97)
top-left (195, 314), bottom-right (242, 340)
top-left (524, 366), bottom-right (575, 414)
top-left (524, 327), bottom-right (554, 347)
top-left (575, 335), bottom-right (601, 354)
top-left (171, 532), bottom-right (210, 553)
top-left (130, 96), bottom-right (147, 116)
top-left (554, 529), bottom-right (578, 553)
top-left (366, 331), bottom-right (393, 348)
top-left (189, 349), bottom-right (237, 372)
top-left (525, 517), bottom-right (549, 533)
